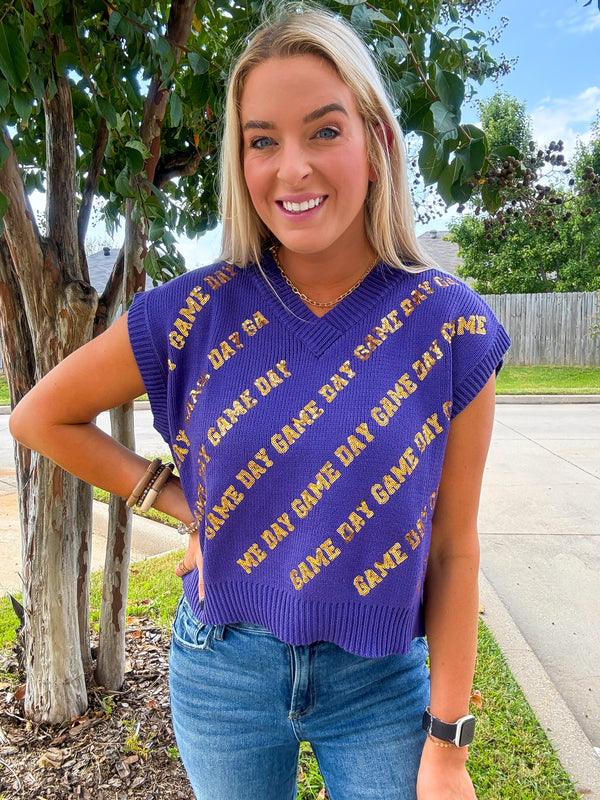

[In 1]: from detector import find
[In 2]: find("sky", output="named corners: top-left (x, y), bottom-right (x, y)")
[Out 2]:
top-left (98, 0), bottom-right (598, 265)
top-left (474, 0), bottom-right (599, 156)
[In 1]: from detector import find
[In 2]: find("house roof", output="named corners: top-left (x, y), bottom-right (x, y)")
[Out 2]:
top-left (417, 230), bottom-right (461, 275)
top-left (87, 247), bottom-right (120, 294)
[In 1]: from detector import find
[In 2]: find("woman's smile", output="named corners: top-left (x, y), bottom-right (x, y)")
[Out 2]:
top-left (279, 195), bottom-right (327, 215)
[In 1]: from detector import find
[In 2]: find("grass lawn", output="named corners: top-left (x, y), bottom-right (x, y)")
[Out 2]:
top-left (0, 553), bottom-right (580, 799)
top-left (496, 365), bottom-right (600, 395)
top-left (0, 373), bottom-right (10, 406)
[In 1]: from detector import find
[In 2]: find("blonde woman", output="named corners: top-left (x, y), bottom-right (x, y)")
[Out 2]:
top-left (11, 6), bottom-right (509, 798)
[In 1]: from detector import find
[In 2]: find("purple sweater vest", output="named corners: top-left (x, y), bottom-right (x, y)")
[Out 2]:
top-left (128, 252), bottom-right (510, 657)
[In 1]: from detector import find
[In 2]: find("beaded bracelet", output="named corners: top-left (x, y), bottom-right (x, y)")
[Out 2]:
top-left (126, 458), bottom-right (161, 508)
top-left (138, 462), bottom-right (175, 513)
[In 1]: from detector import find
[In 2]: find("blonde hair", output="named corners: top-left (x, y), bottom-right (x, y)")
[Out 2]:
top-left (219, 4), bottom-right (434, 272)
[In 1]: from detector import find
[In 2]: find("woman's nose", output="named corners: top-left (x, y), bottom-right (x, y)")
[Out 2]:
top-left (276, 142), bottom-right (312, 185)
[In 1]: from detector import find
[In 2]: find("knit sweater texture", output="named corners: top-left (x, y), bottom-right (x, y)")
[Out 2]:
top-left (128, 252), bottom-right (510, 657)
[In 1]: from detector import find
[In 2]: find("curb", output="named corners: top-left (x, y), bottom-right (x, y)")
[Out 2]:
top-left (479, 571), bottom-right (600, 798)
top-left (495, 394), bottom-right (600, 404)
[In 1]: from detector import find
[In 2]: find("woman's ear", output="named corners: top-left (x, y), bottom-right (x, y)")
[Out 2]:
top-left (375, 121), bottom-right (394, 153)
top-left (369, 121), bottom-right (394, 181)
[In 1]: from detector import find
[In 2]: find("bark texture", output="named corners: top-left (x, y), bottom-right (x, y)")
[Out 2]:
top-left (1, 107), bottom-right (96, 721)
top-left (95, 402), bottom-right (135, 690)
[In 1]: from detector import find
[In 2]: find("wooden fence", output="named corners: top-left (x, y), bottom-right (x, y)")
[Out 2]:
top-left (481, 291), bottom-right (600, 366)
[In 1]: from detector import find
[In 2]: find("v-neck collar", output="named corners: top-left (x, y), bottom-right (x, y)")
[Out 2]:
top-left (249, 250), bottom-right (405, 357)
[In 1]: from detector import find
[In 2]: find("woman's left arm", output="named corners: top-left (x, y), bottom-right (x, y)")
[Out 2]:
top-left (417, 374), bottom-right (497, 800)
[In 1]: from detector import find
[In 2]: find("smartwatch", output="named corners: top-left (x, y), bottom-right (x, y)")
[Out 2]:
top-left (422, 707), bottom-right (476, 747)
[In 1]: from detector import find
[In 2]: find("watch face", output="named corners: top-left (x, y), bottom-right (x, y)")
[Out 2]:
top-left (457, 715), bottom-right (476, 747)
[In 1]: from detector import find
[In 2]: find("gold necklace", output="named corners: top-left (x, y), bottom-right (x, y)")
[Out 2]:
top-left (270, 246), bottom-right (379, 309)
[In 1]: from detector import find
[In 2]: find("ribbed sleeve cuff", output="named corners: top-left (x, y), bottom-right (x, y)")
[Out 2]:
top-left (452, 326), bottom-right (511, 417)
top-left (127, 293), bottom-right (170, 442)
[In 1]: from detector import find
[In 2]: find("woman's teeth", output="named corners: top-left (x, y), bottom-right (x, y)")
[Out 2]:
top-left (282, 196), bottom-right (325, 213)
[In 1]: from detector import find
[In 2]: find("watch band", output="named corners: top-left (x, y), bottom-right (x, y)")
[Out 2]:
top-left (422, 707), bottom-right (476, 747)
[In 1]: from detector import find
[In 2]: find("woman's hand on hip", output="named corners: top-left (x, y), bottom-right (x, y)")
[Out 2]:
top-left (174, 533), bottom-right (204, 600)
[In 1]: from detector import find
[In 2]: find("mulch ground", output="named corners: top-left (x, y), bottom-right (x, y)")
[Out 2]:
top-left (0, 621), bottom-right (195, 799)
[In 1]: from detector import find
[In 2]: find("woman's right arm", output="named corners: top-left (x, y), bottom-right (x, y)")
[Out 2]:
top-left (9, 313), bottom-right (193, 527)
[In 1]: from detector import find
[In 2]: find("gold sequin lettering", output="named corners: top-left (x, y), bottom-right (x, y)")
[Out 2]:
top-left (270, 398), bottom-right (323, 454)
top-left (241, 311), bottom-right (270, 337)
top-left (401, 298), bottom-right (414, 317)
top-left (173, 428), bottom-right (191, 469)
top-left (204, 268), bottom-right (236, 290)
top-left (185, 372), bottom-right (211, 425)
top-left (353, 542), bottom-right (407, 596)
top-left (371, 447), bottom-right (419, 504)
top-left (236, 448), bottom-right (274, 489)
top-left (412, 339), bottom-right (445, 382)
top-left (254, 360), bottom-right (291, 396)
top-left (318, 360), bottom-right (358, 403)
top-left (291, 462), bottom-right (341, 519)
top-left (373, 312), bottom-right (403, 340)
top-left (290, 538), bottom-right (342, 590)
top-left (168, 287), bottom-right (211, 350)
top-left (261, 514), bottom-right (296, 550)
top-left (334, 422), bottom-right (374, 466)
top-left (336, 500), bottom-right (375, 543)
top-left (414, 413), bottom-right (444, 454)
top-left (237, 543), bottom-right (267, 574)
top-left (434, 275), bottom-right (457, 288)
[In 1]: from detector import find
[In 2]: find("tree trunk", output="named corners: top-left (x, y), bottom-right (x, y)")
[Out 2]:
top-left (22, 455), bottom-right (89, 723)
top-left (1, 127), bottom-right (97, 722)
top-left (95, 402), bottom-right (135, 690)
top-left (0, 237), bottom-right (33, 600)
top-left (76, 478), bottom-right (94, 676)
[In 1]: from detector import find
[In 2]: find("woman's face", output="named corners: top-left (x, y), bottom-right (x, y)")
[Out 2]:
top-left (240, 55), bottom-right (375, 262)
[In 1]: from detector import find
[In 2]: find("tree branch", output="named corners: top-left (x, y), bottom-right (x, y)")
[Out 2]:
top-left (95, 246), bottom-right (124, 336)
top-left (77, 117), bottom-right (109, 280)
top-left (154, 144), bottom-right (207, 187)
top-left (70, 0), bottom-right (98, 97)
top-left (0, 236), bottom-right (35, 408)
top-left (0, 128), bottom-right (43, 278)
top-left (44, 36), bottom-right (80, 275)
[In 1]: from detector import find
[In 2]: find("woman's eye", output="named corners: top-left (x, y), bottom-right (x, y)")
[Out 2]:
top-left (250, 136), bottom-right (275, 150)
top-left (314, 126), bottom-right (339, 140)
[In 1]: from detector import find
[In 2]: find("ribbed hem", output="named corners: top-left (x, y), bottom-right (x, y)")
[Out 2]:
top-left (182, 577), bottom-right (424, 658)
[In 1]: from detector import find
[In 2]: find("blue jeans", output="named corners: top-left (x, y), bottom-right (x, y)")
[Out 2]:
top-left (169, 596), bottom-right (429, 800)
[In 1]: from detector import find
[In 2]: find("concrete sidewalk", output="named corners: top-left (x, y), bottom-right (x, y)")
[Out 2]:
top-left (479, 401), bottom-right (600, 797)
top-left (1, 399), bottom-right (600, 796)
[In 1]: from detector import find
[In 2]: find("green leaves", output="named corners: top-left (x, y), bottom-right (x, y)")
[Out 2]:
top-left (115, 167), bottom-right (136, 199)
top-left (435, 70), bottom-right (464, 116)
top-left (125, 140), bottom-right (150, 174)
top-left (0, 23), bottom-right (29, 90)
top-left (188, 53), bottom-right (209, 75)
top-left (169, 92), bottom-right (183, 128)
top-left (96, 96), bottom-right (119, 127)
